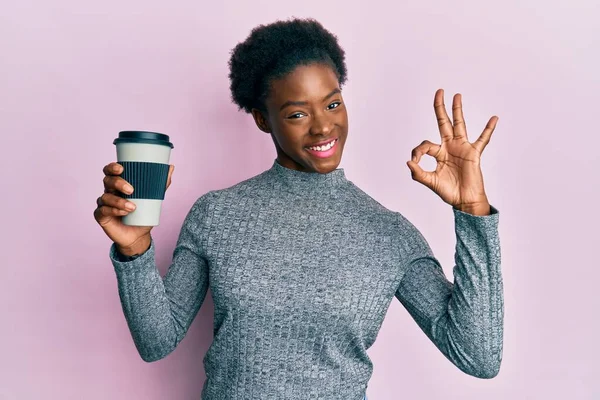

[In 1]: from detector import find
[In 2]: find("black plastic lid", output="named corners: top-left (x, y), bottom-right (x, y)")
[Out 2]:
top-left (113, 131), bottom-right (174, 149)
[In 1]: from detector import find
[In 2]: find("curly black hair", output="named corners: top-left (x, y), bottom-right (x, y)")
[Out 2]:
top-left (228, 18), bottom-right (348, 114)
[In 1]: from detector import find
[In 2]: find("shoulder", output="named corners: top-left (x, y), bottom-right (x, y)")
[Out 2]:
top-left (341, 181), bottom-right (401, 229)
top-left (189, 168), bottom-right (271, 215)
top-left (390, 209), bottom-right (435, 260)
top-left (343, 182), bottom-right (433, 257)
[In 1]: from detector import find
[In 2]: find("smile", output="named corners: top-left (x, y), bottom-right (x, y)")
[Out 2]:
top-left (305, 138), bottom-right (339, 158)
top-left (306, 138), bottom-right (338, 151)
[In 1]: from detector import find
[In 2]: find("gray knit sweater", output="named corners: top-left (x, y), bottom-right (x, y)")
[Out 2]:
top-left (109, 159), bottom-right (503, 399)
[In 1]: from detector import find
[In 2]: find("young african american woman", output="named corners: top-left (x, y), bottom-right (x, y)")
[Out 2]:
top-left (104, 18), bottom-right (503, 400)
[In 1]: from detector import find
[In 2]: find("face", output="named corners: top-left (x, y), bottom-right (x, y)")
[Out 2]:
top-left (251, 63), bottom-right (349, 174)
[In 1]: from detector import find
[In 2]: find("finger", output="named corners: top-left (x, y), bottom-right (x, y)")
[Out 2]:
top-left (99, 192), bottom-right (137, 212)
top-left (472, 116), bottom-right (499, 154)
top-left (103, 162), bottom-right (123, 176)
top-left (166, 164), bottom-right (174, 189)
top-left (452, 93), bottom-right (467, 140)
top-left (102, 205), bottom-right (130, 216)
top-left (410, 140), bottom-right (442, 163)
top-left (103, 175), bottom-right (134, 195)
top-left (406, 160), bottom-right (436, 190)
top-left (94, 204), bottom-right (130, 224)
top-left (434, 89), bottom-right (453, 142)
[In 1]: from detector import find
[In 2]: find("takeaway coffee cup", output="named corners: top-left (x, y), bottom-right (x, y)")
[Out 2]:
top-left (113, 131), bottom-right (174, 226)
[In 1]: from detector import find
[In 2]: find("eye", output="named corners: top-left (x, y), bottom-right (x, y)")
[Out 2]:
top-left (287, 112), bottom-right (305, 119)
top-left (327, 101), bottom-right (341, 110)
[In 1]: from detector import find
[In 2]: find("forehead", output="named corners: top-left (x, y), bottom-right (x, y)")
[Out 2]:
top-left (268, 63), bottom-right (340, 103)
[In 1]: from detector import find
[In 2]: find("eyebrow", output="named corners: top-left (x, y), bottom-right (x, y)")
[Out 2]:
top-left (279, 88), bottom-right (341, 112)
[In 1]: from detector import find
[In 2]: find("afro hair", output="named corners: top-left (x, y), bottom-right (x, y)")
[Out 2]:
top-left (228, 18), bottom-right (347, 113)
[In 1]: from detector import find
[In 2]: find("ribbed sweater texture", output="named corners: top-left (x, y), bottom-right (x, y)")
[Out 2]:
top-left (109, 159), bottom-right (504, 399)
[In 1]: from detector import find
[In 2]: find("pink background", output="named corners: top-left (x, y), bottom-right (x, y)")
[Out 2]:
top-left (2, 0), bottom-right (598, 399)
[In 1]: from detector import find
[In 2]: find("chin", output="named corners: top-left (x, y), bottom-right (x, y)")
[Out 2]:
top-left (310, 157), bottom-right (341, 173)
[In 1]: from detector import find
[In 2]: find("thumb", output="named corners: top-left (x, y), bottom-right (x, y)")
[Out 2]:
top-left (166, 164), bottom-right (174, 189)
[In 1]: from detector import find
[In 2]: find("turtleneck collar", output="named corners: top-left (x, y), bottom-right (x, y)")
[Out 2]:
top-left (267, 158), bottom-right (348, 196)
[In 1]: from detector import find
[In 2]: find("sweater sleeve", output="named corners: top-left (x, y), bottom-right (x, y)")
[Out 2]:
top-left (394, 204), bottom-right (503, 379)
top-left (109, 191), bottom-right (214, 362)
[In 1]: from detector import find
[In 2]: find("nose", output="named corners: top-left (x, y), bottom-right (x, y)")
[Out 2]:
top-left (309, 111), bottom-right (334, 136)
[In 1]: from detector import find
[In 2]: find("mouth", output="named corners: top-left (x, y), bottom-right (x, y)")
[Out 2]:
top-left (304, 138), bottom-right (339, 158)
top-left (305, 138), bottom-right (338, 151)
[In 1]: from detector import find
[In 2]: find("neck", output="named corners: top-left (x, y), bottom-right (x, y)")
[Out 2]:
top-left (267, 158), bottom-right (348, 196)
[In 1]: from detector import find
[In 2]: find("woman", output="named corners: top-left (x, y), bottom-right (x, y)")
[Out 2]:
top-left (94, 18), bottom-right (503, 400)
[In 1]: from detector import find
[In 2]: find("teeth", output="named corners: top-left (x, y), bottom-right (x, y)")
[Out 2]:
top-left (309, 139), bottom-right (336, 151)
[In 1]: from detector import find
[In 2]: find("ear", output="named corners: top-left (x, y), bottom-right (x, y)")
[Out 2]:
top-left (251, 108), bottom-right (272, 134)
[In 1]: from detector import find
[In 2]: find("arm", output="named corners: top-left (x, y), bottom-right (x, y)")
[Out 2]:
top-left (109, 191), bottom-right (215, 362)
top-left (394, 204), bottom-right (503, 378)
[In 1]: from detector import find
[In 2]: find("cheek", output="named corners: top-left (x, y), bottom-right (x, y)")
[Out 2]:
top-left (335, 109), bottom-right (349, 128)
top-left (275, 122), bottom-right (305, 146)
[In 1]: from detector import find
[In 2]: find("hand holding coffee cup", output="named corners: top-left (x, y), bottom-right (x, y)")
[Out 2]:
top-left (94, 161), bottom-right (174, 251)
top-left (93, 131), bottom-right (174, 253)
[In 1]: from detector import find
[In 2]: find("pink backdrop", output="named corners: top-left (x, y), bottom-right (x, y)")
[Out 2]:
top-left (2, 0), bottom-right (598, 398)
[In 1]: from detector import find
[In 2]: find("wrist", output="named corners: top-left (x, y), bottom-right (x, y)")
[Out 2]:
top-left (453, 202), bottom-right (491, 216)
top-left (116, 234), bottom-right (151, 257)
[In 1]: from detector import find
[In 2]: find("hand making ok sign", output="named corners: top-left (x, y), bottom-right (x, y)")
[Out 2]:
top-left (406, 89), bottom-right (498, 215)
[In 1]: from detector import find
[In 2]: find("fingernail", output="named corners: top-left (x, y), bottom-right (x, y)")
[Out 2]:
top-left (124, 184), bottom-right (133, 193)
top-left (126, 202), bottom-right (136, 211)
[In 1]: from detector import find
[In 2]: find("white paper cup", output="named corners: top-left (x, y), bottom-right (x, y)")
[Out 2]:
top-left (113, 131), bottom-right (174, 226)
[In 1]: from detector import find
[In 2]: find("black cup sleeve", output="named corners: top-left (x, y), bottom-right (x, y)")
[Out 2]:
top-left (116, 161), bottom-right (169, 200)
